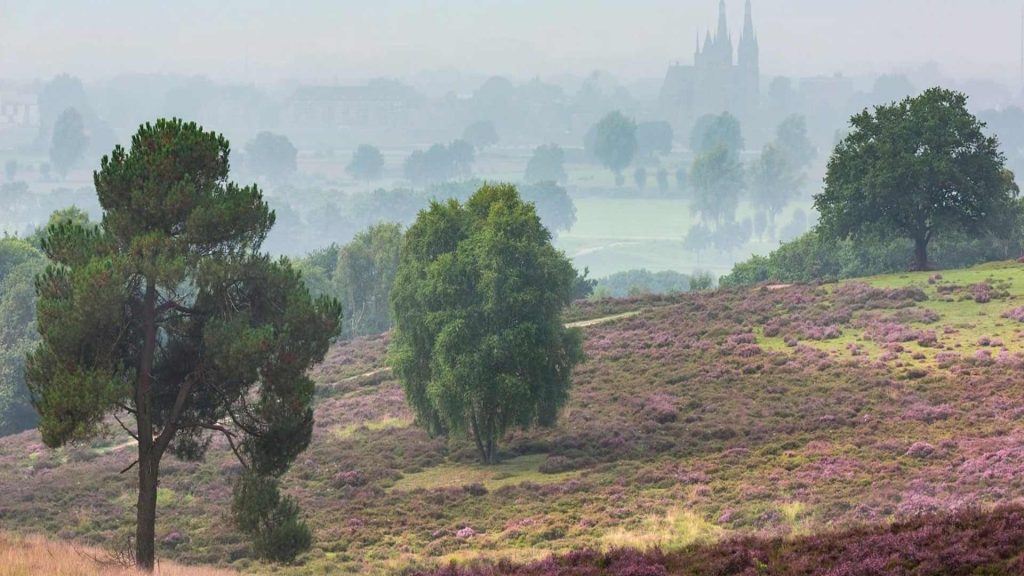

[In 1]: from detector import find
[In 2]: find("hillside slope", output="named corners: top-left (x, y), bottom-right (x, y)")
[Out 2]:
top-left (3, 263), bottom-right (1024, 573)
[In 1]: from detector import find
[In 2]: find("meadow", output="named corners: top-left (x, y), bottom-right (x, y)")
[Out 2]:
top-left (3, 262), bottom-right (1024, 573)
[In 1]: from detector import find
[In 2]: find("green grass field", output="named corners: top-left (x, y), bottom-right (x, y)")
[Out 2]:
top-left (557, 196), bottom-right (812, 277)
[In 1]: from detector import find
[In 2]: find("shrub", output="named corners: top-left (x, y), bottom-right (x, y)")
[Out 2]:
top-left (231, 473), bottom-right (312, 563)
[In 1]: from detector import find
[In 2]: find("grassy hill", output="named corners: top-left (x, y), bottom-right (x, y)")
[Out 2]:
top-left (4, 262), bottom-right (1024, 573)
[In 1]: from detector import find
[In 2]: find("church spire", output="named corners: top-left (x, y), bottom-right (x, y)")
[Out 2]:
top-left (738, 0), bottom-right (759, 69)
top-left (716, 0), bottom-right (729, 43)
top-left (742, 0), bottom-right (755, 42)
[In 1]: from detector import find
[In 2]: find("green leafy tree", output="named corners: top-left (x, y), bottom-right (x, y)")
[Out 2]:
top-left (26, 119), bottom-right (341, 570)
top-left (689, 270), bottom-right (716, 292)
top-left (775, 115), bottom-right (816, 170)
top-left (691, 146), bottom-right (745, 226)
top-left (389, 183), bottom-right (583, 464)
top-left (519, 181), bottom-right (577, 235)
top-left (691, 112), bottom-right (744, 160)
top-left (50, 108), bottom-right (88, 179)
top-left (334, 223), bottom-right (403, 338)
top-left (404, 141), bottom-right (474, 185)
top-left (675, 167), bottom-right (688, 192)
top-left (292, 245), bottom-right (339, 299)
top-left (462, 120), bottom-right (499, 150)
top-left (750, 143), bottom-right (802, 234)
top-left (589, 111), bottom-right (637, 177)
top-left (245, 131), bottom-right (298, 182)
top-left (0, 239), bottom-right (45, 436)
top-left (448, 139), bottom-right (476, 177)
top-left (524, 144), bottom-right (567, 184)
top-left (346, 145), bottom-right (385, 181)
top-left (656, 168), bottom-right (669, 194)
top-left (635, 121), bottom-right (674, 162)
top-left (816, 88), bottom-right (1014, 270)
top-left (573, 266), bottom-right (597, 300)
top-left (634, 166), bottom-right (647, 190)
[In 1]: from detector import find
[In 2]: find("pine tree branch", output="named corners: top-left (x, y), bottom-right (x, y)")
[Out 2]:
top-left (113, 413), bottom-right (139, 441)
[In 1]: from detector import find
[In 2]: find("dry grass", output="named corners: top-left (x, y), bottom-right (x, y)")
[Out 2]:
top-left (0, 532), bottom-right (235, 576)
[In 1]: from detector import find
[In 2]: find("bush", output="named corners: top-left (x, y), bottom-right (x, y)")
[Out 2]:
top-left (231, 473), bottom-right (312, 563)
top-left (721, 227), bottom-right (1024, 287)
top-left (251, 498), bottom-right (312, 563)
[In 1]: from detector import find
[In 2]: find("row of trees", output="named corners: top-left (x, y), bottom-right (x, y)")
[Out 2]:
top-left (687, 113), bottom-right (815, 247)
top-left (293, 179), bottom-right (578, 338)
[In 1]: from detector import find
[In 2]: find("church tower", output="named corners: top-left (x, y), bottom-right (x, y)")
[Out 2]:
top-left (737, 0), bottom-right (760, 114)
top-left (659, 0), bottom-right (763, 138)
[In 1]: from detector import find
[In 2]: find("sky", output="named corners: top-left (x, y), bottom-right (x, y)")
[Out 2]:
top-left (0, 0), bottom-right (1022, 86)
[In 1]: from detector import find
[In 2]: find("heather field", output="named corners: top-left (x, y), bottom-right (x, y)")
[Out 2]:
top-left (4, 262), bottom-right (1024, 573)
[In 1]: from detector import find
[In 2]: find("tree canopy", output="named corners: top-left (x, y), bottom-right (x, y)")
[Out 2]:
top-left (635, 121), bottom-right (674, 161)
top-left (404, 141), bottom-right (475, 185)
top-left (26, 119), bottom-right (341, 569)
top-left (334, 223), bottom-right (403, 338)
top-left (0, 238), bottom-right (45, 436)
top-left (347, 144), bottom-right (386, 181)
top-left (750, 143), bottom-right (802, 234)
top-left (691, 146), bottom-right (745, 227)
top-left (49, 108), bottom-right (88, 179)
top-left (524, 144), bottom-right (567, 184)
top-left (519, 181), bottom-right (577, 235)
top-left (245, 131), bottom-right (298, 182)
top-left (690, 112), bottom-right (744, 160)
top-left (589, 111), bottom-right (637, 176)
top-left (462, 120), bottom-right (499, 150)
top-left (774, 115), bottom-right (816, 170)
top-left (389, 183), bottom-right (583, 464)
top-left (815, 88), bottom-right (1016, 270)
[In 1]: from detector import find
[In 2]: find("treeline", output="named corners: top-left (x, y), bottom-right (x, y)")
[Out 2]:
top-left (721, 226), bottom-right (1024, 287)
top-left (265, 180), bottom-right (575, 256)
top-left (591, 269), bottom-right (714, 298)
top-left (723, 89), bottom-right (1023, 286)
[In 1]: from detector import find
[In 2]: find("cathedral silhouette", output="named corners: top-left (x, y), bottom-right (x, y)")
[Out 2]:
top-left (659, 0), bottom-right (761, 134)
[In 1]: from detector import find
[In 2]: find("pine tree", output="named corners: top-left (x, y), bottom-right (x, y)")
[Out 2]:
top-left (26, 119), bottom-right (341, 570)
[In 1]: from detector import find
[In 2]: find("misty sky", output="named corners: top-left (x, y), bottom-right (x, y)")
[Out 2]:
top-left (1, 0), bottom-right (1022, 85)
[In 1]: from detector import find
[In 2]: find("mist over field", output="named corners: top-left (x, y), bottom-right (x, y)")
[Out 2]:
top-left (5, 2), bottom-right (1024, 574)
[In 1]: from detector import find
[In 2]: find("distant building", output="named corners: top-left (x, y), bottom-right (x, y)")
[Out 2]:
top-left (284, 80), bottom-right (422, 131)
top-left (659, 0), bottom-right (760, 138)
top-left (0, 91), bottom-right (39, 130)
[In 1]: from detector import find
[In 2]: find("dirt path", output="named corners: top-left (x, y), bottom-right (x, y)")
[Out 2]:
top-left (565, 310), bottom-right (641, 328)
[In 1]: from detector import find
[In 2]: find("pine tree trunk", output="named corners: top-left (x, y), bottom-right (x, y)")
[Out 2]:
top-left (136, 455), bottom-right (158, 570)
top-left (135, 281), bottom-right (159, 571)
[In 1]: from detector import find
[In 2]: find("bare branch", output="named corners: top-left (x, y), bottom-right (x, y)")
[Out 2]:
top-left (120, 459), bottom-right (139, 474)
top-left (113, 413), bottom-right (139, 441)
top-left (156, 299), bottom-right (199, 316)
